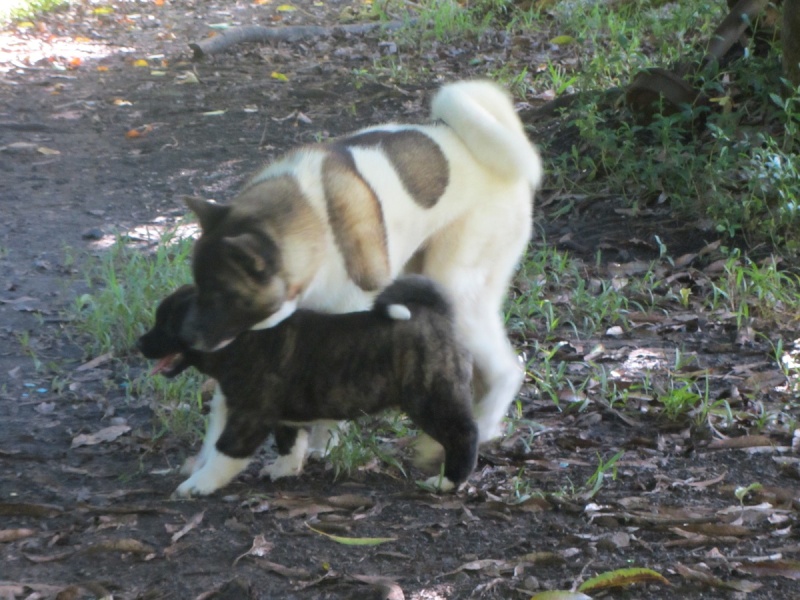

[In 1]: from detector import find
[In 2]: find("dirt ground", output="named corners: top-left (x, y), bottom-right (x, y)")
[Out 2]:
top-left (2, 1), bottom-right (800, 599)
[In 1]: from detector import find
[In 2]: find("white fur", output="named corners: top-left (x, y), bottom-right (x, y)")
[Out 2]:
top-left (306, 419), bottom-right (342, 457)
top-left (260, 428), bottom-right (308, 480)
top-left (173, 450), bottom-right (250, 498)
top-left (180, 387), bottom-right (227, 475)
top-left (424, 474), bottom-right (456, 493)
top-left (252, 298), bottom-right (298, 330)
top-left (386, 304), bottom-right (411, 320)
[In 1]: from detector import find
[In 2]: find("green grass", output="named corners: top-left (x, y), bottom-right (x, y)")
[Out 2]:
top-left (326, 414), bottom-right (413, 481)
top-left (70, 229), bottom-right (203, 442)
top-left (0, 0), bottom-right (68, 25)
top-left (74, 231), bottom-right (193, 358)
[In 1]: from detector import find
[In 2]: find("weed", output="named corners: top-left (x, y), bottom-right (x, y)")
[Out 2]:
top-left (583, 450), bottom-right (624, 500)
top-left (326, 414), bottom-right (411, 481)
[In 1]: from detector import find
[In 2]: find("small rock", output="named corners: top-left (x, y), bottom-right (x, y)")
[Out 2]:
top-left (81, 227), bottom-right (104, 240)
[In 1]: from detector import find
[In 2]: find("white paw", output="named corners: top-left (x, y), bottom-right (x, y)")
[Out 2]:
top-left (412, 434), bottom-right (444, 470)
top-left (171, 452), bottom-right (250, 498)
top-left (179, 453), bottom-right (201, 475)
top-left (307, 421), bottom-right (342, 457)
top-left (422, 474), bottom-right (457, 493)
top-left (259, 454), bottom-right (304, 481)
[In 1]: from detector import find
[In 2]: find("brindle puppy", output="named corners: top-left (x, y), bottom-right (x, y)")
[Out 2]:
top-left (138, 276), bottom-right (477, 498)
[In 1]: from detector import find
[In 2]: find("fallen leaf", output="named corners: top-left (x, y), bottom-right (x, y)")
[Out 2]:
top-left (84, 538), bottom-right (156, 556)
top-left (737, 560), bottom-right (800, 580)
top-left (23, 549), bottom-right (75, 563)
top-left (0, 528), bottom-right (36, 542)
top-left (549, 35), bottom-right (576, 45)
top-left (271, 71), bottom-right (289, 82)
top-left (71, 425), bottom-right (131, 448)
top-left (125, 124), bottom-right (154, 138)
top-left (170, 510), bottom-right (204, 543)
top-left (233, 533), bottom-right (273, 566)
top-left (132, 59), bottom-right (149, 67)
top-left (350, 574), bottom-right (404, 600)
top-left (578, 567), bottom-right (670, 593)
top-left (306, 523), bottom-right (396, 546)
top-left (253, 558), bottom-right (312, 579)
top-left (442, 558), bottom-right (513, 577)
top-left (710, 435), bottom-right (773, 449)
top-left (530, 592), bottom-right (592, 600)
top-left (277, 4), bottom-right (296, 11)
top-left (675, 563), bottom-right (761, 592)
top-left (0, 502), bottom-right (63, 517)
top-left (76, 352), bottom-right (113, 371)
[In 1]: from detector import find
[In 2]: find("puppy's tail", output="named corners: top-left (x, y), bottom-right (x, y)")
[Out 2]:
top-left (373, 275), bottom-right (452, 321)
top-left (431, 80), bottom-right (543, 189)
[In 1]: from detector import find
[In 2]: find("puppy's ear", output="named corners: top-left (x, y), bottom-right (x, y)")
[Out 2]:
top-left (184, 196), bottom-right (230, 232)
top-left (222, 233), bottom-right (268, 276)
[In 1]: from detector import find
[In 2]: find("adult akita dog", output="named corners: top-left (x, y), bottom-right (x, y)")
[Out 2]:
top-left (181, 79), bottom-right (542, 464)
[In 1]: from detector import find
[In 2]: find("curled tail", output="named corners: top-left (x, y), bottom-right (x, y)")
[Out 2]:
top-left (373, 275), bottom-right (453, 321)
top-left (431, 80), bottom-right (543, 189)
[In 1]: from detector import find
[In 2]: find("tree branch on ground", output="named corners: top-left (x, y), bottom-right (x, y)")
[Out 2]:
top-left (188, 21), bottom-right (408, 60)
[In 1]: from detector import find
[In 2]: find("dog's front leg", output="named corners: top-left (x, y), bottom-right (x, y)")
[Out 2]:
top-left (180, 385), bottom-right (226, 475)
top-left (173, 449), bottom-right (250, 498)
top-left (173, 407), bottom-right (272, 498)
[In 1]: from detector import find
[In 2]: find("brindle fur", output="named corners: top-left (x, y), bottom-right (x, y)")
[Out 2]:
top-left (138, 276), bottom-right (478, 492)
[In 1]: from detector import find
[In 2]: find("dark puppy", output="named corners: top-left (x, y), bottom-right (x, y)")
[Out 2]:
top-left (138, 275), bottom-right (477, 498)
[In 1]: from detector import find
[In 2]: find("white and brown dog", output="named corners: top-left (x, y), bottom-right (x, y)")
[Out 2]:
top-left (178, 80), bottom-right (542, 490)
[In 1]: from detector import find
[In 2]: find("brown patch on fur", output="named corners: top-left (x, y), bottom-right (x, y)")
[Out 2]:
top-left (340, 130), bottom-right (449, 208)
top-left (231, 175), bottom-right (327, 294)
top-left (322, 150), bottom-right (390, 291)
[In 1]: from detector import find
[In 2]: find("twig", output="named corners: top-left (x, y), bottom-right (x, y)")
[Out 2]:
top-left (189, 21), bottom-right (409, 60)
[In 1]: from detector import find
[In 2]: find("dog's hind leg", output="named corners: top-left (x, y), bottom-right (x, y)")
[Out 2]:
top-left (421, 202), bottom-right (530, 443)
top-left (413, 388), bottom-right (479, 492)
top-left (307, 419), bottom-right (344, 458)
top-left (180, 385), bottom-right (227, 475)
top-left (467, 323), bottom-right (524, 443)
top-left (260, 426), bottom-right (309, 480)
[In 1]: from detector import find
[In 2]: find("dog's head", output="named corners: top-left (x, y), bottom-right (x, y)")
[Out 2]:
top-left (137, 285), bottom-right (196, 377)
top-left (180, 196), bottom-right (292, 352)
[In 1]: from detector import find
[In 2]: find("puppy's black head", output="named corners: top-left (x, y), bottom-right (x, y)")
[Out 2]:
top-left (137, 285), bottom-right (196, 377)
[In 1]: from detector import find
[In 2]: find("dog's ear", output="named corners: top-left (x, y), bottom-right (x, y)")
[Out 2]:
top-left (222, 233), bottom-right (268, 276)
top-left (184, 196), bottom-right (230, 232)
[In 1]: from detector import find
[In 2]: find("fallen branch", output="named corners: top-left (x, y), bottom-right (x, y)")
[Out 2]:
top-left (189, 21), bottom-right (408, 60)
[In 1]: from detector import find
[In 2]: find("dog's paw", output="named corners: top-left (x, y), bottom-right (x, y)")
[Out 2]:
top-left (179, 454), bottom-right (200, 475)
top-left (412, 434), bottom-right (445, 471)
top-left (419, 474), bottom-right (457, 493)
top-left (170, 452), bottom-right (250, 499)
top-left (259, 454), bottom-right (304, 481)
top-left (307, 421), bottom-right (343, 458)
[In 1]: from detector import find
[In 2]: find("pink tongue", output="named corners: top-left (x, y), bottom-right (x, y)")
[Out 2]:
top-left (151, 354), bottom-right (177, 375)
